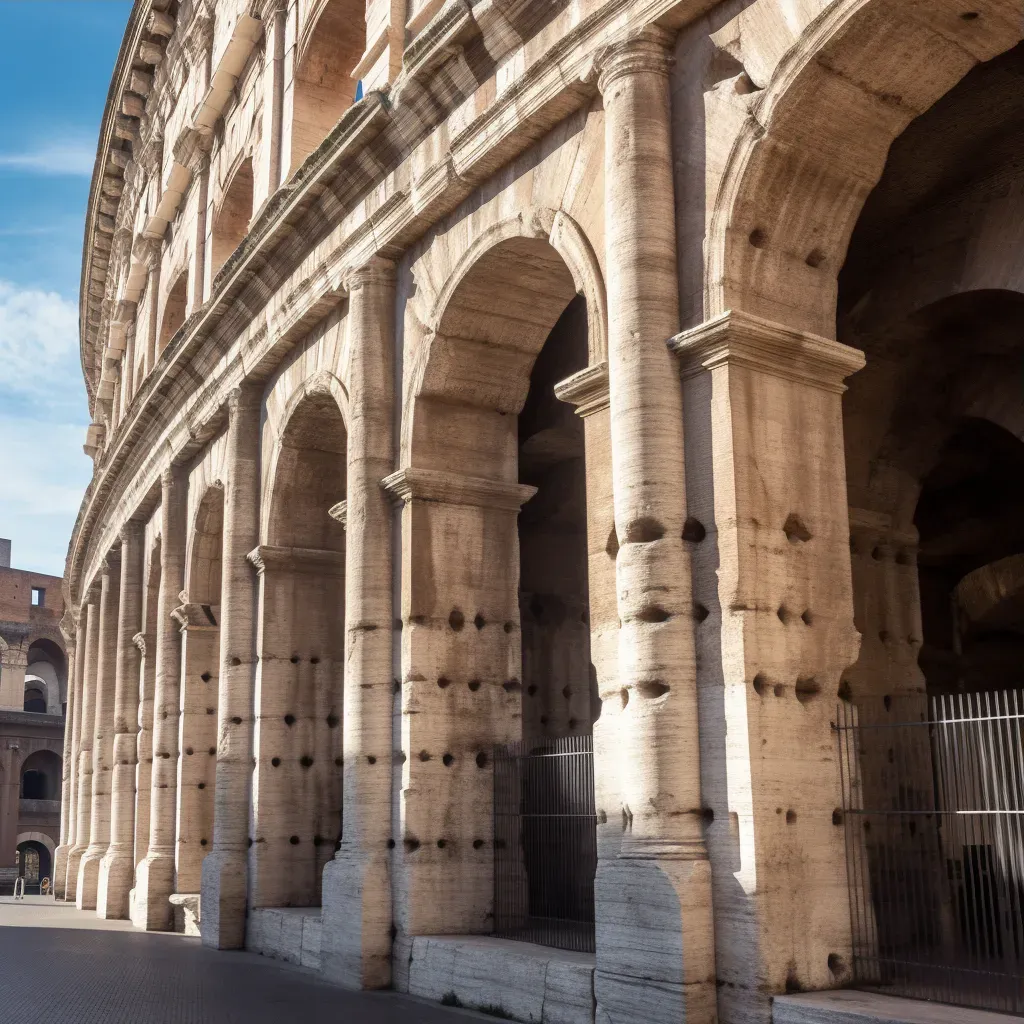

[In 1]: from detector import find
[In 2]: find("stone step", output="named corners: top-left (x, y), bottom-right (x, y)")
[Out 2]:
top-left (774, 991), bottom-right (1021, 1024)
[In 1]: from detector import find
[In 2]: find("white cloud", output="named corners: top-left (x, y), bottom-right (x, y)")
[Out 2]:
top-left (0, 141), bottom-right (96, 177)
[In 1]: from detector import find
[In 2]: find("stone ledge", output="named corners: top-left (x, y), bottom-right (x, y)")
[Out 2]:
top-left (773, 991), bottom-right (1021, 1024)
top-left (397, 934), bottom-right (595, 1024)
top-left (246, 907), bottom-right (322, 971)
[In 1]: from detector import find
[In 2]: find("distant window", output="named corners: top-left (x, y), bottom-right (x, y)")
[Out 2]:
top-left (30, 587), bottom-right (45, 607)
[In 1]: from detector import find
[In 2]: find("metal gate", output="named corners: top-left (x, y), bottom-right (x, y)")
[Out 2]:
top-left (837, 691), bottom-right (1024, 1014)
top-left (493, 733), bottom-right (597, 952)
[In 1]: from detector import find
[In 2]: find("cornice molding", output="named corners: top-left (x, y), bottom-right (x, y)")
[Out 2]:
top-left (382, 468), bottom-right (537, 511)
top-left (170, 601), bottom-right (220, 632)
top-left (554, 361), bottom-right (609, 417)
top-left (246, 544), bottom-right (346, 577)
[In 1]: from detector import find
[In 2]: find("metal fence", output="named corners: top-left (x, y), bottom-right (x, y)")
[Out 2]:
top-left (493, 733), bottom-right (597, 953)
top-left (837, 691), bottom-right (1024, 1014)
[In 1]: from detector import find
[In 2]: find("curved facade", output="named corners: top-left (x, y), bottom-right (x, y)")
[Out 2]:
top-left (62, 0), bottom-right (1024, 1022)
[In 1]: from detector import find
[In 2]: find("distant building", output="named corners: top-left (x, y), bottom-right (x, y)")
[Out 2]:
top-left (0, 540), bottom-right (66, 893)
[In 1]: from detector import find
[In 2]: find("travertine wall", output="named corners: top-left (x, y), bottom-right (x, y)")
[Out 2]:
top-left (63, 0), bottom-right (1024, 1022)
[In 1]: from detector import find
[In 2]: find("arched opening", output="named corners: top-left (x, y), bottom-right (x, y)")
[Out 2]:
top-left (23, 686), bottom-right (46, 714)
top-left (27, 638), bottom-right (66, 714)
top-left (210, 158), bottom-right (254, 281)
top-left (158, 272), bottom-right (188, 355)
top-left (288, 0), bottom-right (366, 175)
top-left (834, 40), bottom-right (1024, 1012)
top-left (401, 230), bottom-right (603, 948)
top-left (251, 388), bottom-right (346, 909)
top-left (174, 487), bottom-right (224, 900)
top-left (17, 841), bottom-right (51, 894)
top-left (20, 750), bottom-right (61, 801)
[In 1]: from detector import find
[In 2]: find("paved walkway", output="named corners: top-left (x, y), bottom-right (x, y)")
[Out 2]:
top-left (0, 898), bottom-right (478, 1024)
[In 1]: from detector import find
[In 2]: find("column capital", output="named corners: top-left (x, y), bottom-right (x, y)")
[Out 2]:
top-left (597, 27), bottom-right (675, 93)
top-left (132, 632), bottom-right (148, 656)
top-left (327, 501), bottom-right (347, 528)
top-left (382, 467), bottom-right (537, 511)
top-left (343, 256), bottom-right (396, 293)
top-left (227, 380), bottom-right (263, 414)
top-left (160, 462), bottom-right (187, 490)
top-left (170, 601), bottom-right (220, 633)
top-left (669, 310), bottom-right (865, 394)
top-left (119, 519), bottom-right (144, 546)
top-left (554, 361), bottom-right (609, 418)
top-left (248, 0), bottom-right (287, 19)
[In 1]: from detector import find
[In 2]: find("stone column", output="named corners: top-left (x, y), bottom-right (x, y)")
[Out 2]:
top-left (321, 259), bottom-right (395, 988)
top-left (98, 522), bottom-right (144, 919)
top-left (77, 555), bottom-right (122, 909)
top-left (132, 466), bottom-right (187, 930)
top-left (201, 384), bottom-right (262, 949)
top-left (595, 31), bottom-right (716, 1024)
top-left (0, 645), bottom-right (27, 710)
top-left (66, 589), bottom-right (100, 902)
top-left (133, 630), bottom-right (153, 871)
top-left (53, 621), bottom-right (81, 899)
top-left (254, 0), bottom-right (286, 209)
top-left (670, 311), bottom-right (865, 1023)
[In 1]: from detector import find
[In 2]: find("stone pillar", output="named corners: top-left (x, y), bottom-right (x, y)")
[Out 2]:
top-left (98, 522), bottom-right (144, 919)
top-left (254, 0), bottom-right (286, 209)
top-left (78, 557), bottom-right (121, 909)
top-left (321, 258), bottom-right (395, 988)
top-left (191, 156), bottom-right (210, 310)
top-left (66, 589), bottom-right (100, 902)
top-left (170, 600), bottom-right (219, 897)
top-left (144, 259), bottom-right (161, 376)
top-left (53, 623), bottom-right (81, 899)
top-left (595, 31), bottom-right (717, 1024)
top-left (133, 630), bottom-right (153, 871)
top-left (0, 646), bottom-right (27, 710)
top-left (132, 466), bottom-right (187, 931)
top-left (670, 311), bottom-right (865, 1023)
top-left (201, 384), bottom-right (262, 949)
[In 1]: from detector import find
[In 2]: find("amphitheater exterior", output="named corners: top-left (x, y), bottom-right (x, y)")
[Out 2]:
top-left (61, 0), bottom-right (1024, 1021)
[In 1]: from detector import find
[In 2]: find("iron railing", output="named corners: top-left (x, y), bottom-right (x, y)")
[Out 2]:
top-left (837, 691), bottom-right (1024, 1014)
top-left (493, 733), bottom-right (597, 953)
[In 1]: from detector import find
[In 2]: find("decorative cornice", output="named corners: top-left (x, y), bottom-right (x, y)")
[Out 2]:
top-left (246, 545), bottom-right (346, 577)
top-left (381, 468), bottom-right (537, 511)
top-left (554, 361), bottom-right (609, 417)
top-left (170, 602), bottom-right (219, 632)
top-left (668, 310), bottom-right (866, 395)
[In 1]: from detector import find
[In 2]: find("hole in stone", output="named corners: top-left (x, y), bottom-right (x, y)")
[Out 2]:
top-left (476, 751), bottom-right (488, 769)
top-left (310, 656), bottom-right (320, 665)
top-left (752, 674), bottom-right (768, 697)
top-left (208, 747), bottom-right (216, 756)
top-left (871, 546), bottom-right (883, 561)
top-left (832, 809), bottom-right (843, 826)
top-left (568, 718), bottom-right (578, 730)
top-left (605, 525), bottom-right (619, 559)
top-left (198, 782), bottom-right (206, 790)
top-left (289, 835), bottom-right (300, 845)
top-left (562, 685), bottom-right (572, 700)
top-left (540, 715), bottom-right (548, 725)
top-left (879, 630), bottom-right (890, 643)
top-left (393, 680), bottom-right (401, 694)
top-left (502, 679), bottom-right (521, 692)
top-left (367, 755), bottom-right (377, 765)
top-left (327, 713), bottom-right (339, 728)
top-left (961, 10), bottom-right (979, 19)
top-left (186, 747), bottom-right (194, 756)
top-left (290, 655), bottom-right (300, 664)
top-left (777, 606), bottom-right (789, 624)
top-left (200, 839), bottom-right (208, 847)
top-left (231, 657), bottom-right (241, 666)
top-left (638, 605), bottom-right (671, 624)
top-left (838, 679), bottom-right (853, 703)
top-left (795, 678), bottom-right (821, 704)
top-left (419, 750), bottom-right (431, 762)
top-left (442, 753), bottom-right (454, 766)
top-left (782, 514), bottom-right (811, 543)
top-left (637, 681), bottom-right (670, 700)
top-left (387, 839), bottom-right (395, 849)
top-left (827, 953), bottom-right (845, 976)
top-left (468, 680), bottom-right (481, 692)
top-left (692, 603), bottom-right (710, 623)
top-left (503, 621), bottom-right (515, 634)
top-left (200, 672), bottom-right (212, 682)
top-left (393, 751), bottom-right (406, 765)
top-left (206, 707), bottom-right (215, 715)
top-left (284, 714), bottom-right (295, 726)
top-left (436, 839), bottom-right (446, 849)
top-left (785, 969), bottom-right (802, 994)
top-left (335, 756), bottom-right (344, 766)
top-left (773, 684), bottom-right (785, 697)
top-left (473, 839), bottom-right (484, 849)
top-left (404, 838), bottom-right (420, 852)
top-left (786, 809), bottom-right (797, 824)
top-left (749, 227), bottom-right (767, 249)
top-left (474, 614), bottom-right (486, 630)
top-left (895, 549), bottom-right (912, 566)
top-left (448, 609), bottom-right (465, 631)
top-left (437, 677), bottom-right (451, 689)
top-left (231, 716), bottom-right (242, 725)
top-left (620, 687), bottom-right (629, 709)
top-left (271, 757), bottom-right (281, 767)
top-left (801, 610), bottom-right (813, 626)
top-left (626, 518), bottom-right (664, 543)
top-left (682, 517), bottom-right (706, 543)
top-left (314, 835), bottom-right (323, 847)
top-left (598, 810), bottom-right (608, 824)
top-left (300, 756), bottom-right (313, 768)
top-left (883, 694), bottom-right (892, 712)
top-left (527, 684), bottom-right (537, 696)
top-left (805, 249), bottom-right (826, 269)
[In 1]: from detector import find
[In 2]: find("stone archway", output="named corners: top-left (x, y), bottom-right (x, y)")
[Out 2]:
top-left (706, 0), bottom-right (1024, 338)
top-left (249, 377), bottom-right (347, 911)
top-left (389, 213), bottom-right (611, 947)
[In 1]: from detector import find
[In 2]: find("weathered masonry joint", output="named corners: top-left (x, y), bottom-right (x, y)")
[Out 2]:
top-left (64, 0), bottom-right (1024, 1022)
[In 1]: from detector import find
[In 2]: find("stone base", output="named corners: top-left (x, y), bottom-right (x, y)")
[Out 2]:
top-left (773, 991), bottom-right (1020, 1024)
top-left (75, 849), bottom-right (104, 910)
top-left (96, 852), bottom-right (134, 920)
top-left (199, 849), bottom-right (247, 949)
top-left (246, 908), bottom-right (322, 970)
top-left (395, 934), bottom-right (595, 1024)
top-left (169, 893), bottom-right (201, 936)
top-left (593, 856), bottom-right (717, 1024)
top-left (130, 852), bottom-right (174, 931)
top-left (52, 845), bottom-right (70, 900)
top-left (64, 847), bottom-right (86, 903)
top-left (319, 852), bottom-right (391, 989)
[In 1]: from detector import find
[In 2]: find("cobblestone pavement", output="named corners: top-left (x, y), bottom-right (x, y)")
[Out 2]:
top-left (0, 898), bottom-right (478, 1024)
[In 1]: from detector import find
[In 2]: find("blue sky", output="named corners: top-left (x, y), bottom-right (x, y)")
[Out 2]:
top-left (0, 1), bottom-right (131, 576)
